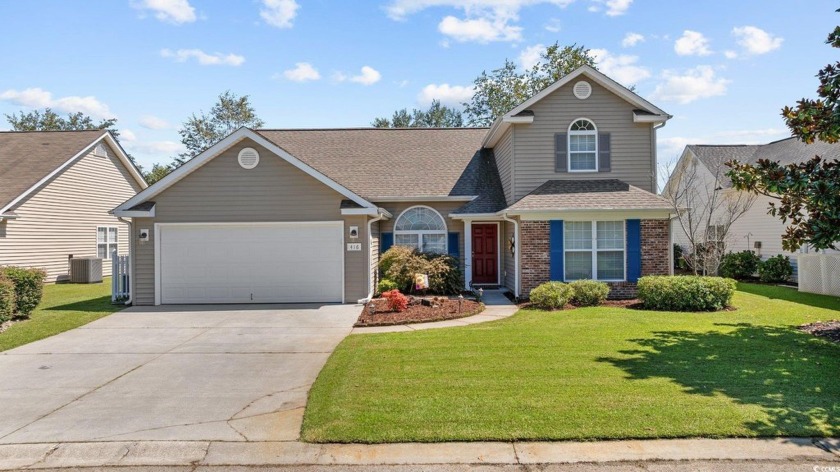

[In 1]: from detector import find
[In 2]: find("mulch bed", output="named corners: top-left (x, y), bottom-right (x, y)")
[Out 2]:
top-left (799, 320), bottom-right (840, 344)
top-left (356, 297), bottom-right (484, 327)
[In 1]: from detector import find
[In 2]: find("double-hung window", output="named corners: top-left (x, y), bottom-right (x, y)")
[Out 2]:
top-left (564, 221), bottom-right (625, 281)
top-left (394, 206), bottom-right (447, 254)
top-left (97, 226), bottom-right (118, 260)
top-left (568, 119), bottom-right (597, 172)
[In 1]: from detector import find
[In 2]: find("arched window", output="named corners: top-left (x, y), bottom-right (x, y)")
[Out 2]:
top-left (568, 118), bottom-right (597, 171)
top-left (394, 206), bottom-right (447, 253)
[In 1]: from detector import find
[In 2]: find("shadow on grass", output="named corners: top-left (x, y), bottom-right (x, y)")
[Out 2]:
top-left (600, 323), bottom-right (840, 437)
top-left (45, 295), bottom-right (116, 313)
top-left (737, 282), bottom-right (840, 312)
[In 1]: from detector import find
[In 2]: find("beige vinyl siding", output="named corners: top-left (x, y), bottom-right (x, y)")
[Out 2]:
top-left (0, 142), bottom-right (143, 282)
top-left (370, 220), bottom-right (380, 294)
top-left (132, 138), bottom-right (367, 305)
top-left (494, 127), bottom-right (514, 205)
top-left (503, 220), bottom-right (516, 291)
top-left (512, 79), bottom-right (656, 200)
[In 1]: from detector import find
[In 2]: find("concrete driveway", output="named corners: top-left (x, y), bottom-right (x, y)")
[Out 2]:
top-left (0, 304), bottom-right (359, 444)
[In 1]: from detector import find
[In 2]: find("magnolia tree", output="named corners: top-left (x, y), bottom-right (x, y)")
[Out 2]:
top-left (662, 154), bottom-right (756, 275)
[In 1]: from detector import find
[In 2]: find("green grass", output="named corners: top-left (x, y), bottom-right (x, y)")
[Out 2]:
top-left (0, 278), bottom-right (123, 352)
top-left (302, 283), bottom-right (840, 443)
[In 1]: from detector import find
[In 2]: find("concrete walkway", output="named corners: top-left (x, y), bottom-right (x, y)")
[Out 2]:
top-left (352, 289), bottom-right (518, 334)
top-left (0, 437), bottom-right (836, 469)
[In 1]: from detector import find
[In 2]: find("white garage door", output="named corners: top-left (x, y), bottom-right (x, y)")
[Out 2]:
top-left (158, 222), bottom-right (343, 304)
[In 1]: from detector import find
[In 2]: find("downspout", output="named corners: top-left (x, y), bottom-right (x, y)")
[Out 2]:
top-left (500, 213), bottom-right (520, 299)
top-left (117, 217), bottom-right (133, 306)
top-left (361, 209), bottom-right (387, 303)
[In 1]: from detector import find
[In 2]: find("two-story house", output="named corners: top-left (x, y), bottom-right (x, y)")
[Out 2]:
top-left (113, 65), bottom-right (674, 305)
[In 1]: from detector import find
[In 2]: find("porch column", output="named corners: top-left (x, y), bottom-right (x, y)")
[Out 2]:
top-left (464, 220), bottom-right (472, 289)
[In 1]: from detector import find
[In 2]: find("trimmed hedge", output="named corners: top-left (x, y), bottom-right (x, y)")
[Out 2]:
top-left (637, 275), bottom-right (736, 312)
top-left (1, 267), bottom-right (46, 318)
top-left (719, 250), bottom-right (761, 280)
top-left (529, 281), bottom-right (573, 310)
top-left (0, 275), bottom-right (15, 323)
top-left (569, 280), bottom-right (610, 306)
top-left (759, 255), bottom-right (793, 283)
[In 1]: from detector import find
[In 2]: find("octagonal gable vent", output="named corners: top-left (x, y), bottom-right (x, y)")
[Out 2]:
top-left (237, 147), bottom-right (260, 169)
top-left (573, 80), bottom-right (592, 100)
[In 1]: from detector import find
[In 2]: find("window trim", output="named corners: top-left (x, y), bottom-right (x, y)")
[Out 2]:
top-left (393, 205), bottom-right (448, 254)
top-left (567, 118), bottom-right (598, 173)
top-left (563, 220), bottom-right (626, 282)
top-left (97, 225), bottom-right (119, 260)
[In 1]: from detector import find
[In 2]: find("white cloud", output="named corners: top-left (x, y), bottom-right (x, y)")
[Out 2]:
top-left (125, 140), bottom-right (185, 156)
top-left (589, 0), bottom-right (633, 16)
top-left (347, 66), bottom-right (381, 85)
top-left (651, 66), bottom-right (730, 104)
top-left (260, 0), bottom-right (299, 28)
top-left (519, 44), bottom-right (545, 69)
top-left (130, 0), bottom-right (196, 24)
top-left (282, 62), bottom-right (320, 82)
top-left (544, 18), bottom-right (561, 33)
top-left (120, 129), bottom-right (137, 141)
top-left (417, 83), bottom-right (474, 107)
top-left (674, 30), bottom-right (712, 56)
top-left (732, 26), bottom-right (783, 55)
top-left (138, 115), bottom-right (170, 130)
top-left (621, 32), bottom-right (644, 48)
top-left (438, 15), bottom-right (522, 42)
top-left (160, 48), bottom-right (245, 66)
top-left (589, 48), bottom-right (650, 85)
top-left (723, 50), bottom-right (738, 59)
top-left (0, 87), bottom-right (115, 119)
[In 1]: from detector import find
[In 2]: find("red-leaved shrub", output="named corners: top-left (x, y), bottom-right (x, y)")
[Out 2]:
top-left (382, 289), bottom-right (409, 312)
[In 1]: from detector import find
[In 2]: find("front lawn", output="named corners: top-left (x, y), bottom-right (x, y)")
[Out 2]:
top-left (302, 283), bottom-right (840, 443)
top-left (0, 278), bottom-right (123, 352)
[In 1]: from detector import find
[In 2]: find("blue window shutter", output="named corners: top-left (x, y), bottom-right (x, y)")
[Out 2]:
top-left (626, 219), bottom-right (642, 282)
top-left (381, 232), bottom-right (393, 254)
top-left (549, 220), bottom-right (564, 281)
top-left (448, 232), bottom-right (460, 259)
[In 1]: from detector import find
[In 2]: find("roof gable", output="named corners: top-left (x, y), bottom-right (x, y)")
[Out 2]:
top-left (0, 130), bottom-right (146, 213)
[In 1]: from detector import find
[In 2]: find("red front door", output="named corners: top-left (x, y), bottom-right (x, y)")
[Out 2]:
top-left (472, 223), bottom-right (498, 284)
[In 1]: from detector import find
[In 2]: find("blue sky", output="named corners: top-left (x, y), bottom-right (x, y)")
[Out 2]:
top-left (0, 0), bottom-right (836, 172)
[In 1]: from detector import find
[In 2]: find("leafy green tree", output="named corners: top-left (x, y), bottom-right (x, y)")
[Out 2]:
top-left (372, 100), bottom-right (463, 128)
top-left (143, 163), bottom-right (173, 185)
top-left (5, 108), bottom-right (119, 135)
top-left (727, 17), bottom-right (840, 251)
top-left (174, 90), bottom-right (264, 165)
top-left (463, 43), bottom-right (597, 126)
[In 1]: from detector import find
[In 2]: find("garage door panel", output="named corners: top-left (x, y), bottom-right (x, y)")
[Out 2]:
top-left (159, 223), bottom-right (343, 304)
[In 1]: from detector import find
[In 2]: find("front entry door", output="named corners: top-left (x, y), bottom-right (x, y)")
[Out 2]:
top-left (472, 223), bottom-right (498, 284)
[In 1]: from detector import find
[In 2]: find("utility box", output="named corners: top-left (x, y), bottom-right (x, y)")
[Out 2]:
top-left (69, 257), bottom-right (103, 283)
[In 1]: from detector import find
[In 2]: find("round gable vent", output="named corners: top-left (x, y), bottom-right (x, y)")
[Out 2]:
top-left (573, 80), bottom-right (592, 100)
top-left (237, 147), bottom-right (260, 169)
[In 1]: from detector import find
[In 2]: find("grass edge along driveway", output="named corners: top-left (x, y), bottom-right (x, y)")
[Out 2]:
top-left (0, 278), bottom-right (122, 352)
top-left (302, 283), bottom-right (840, 443)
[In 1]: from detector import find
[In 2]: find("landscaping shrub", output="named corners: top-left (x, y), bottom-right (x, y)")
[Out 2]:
top-left (673, 244), bottom-right (683, 270)
top-left (1, 266), bottom-right (46, 318)
top-left (529, 281), bottom-right (573, 310)
top-left (0, 275), bottom-right (15, 323)
top-left (759, 255), bottom-right (794, 283)
top-left (718, 250), bottom-right (761, 279)
top-left (381, 289), bottom-right (408, 312)
top-left (637, 275), bottom-right (736, 311)
top-left (569, 280), bottom-right (610, 306)
top-left (376, 278), bottom-right (398, 296)
top-left (379, 246), bottom-right (461, 294)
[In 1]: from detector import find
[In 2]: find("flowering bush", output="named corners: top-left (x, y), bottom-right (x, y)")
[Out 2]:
top-left (382, 289), bottom-right (409, 312)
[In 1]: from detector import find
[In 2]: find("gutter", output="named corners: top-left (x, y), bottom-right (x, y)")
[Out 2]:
top-left (500, 212), bottom-right (520, 299)
top-left (359, 208), bottom-right (389, 303)
top-left (117, 217), bottom-right (133, 306)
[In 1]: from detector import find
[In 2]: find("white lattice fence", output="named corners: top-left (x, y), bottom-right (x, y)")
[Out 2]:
top-left (798, 254), bottom-right (840, 296)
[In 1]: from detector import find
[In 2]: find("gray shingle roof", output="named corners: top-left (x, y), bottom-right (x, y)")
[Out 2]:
top-left (0, 130), bottom-right (106, 210)
top-left (688, 137), bottom-right (840, 187)
top-left (506, 179), bottom-right (672, 212)
top-left (256, 128), bottom-right (505, 212)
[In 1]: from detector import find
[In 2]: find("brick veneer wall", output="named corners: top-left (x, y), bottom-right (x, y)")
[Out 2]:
top-left (519, 219), bottom-right (671, 299)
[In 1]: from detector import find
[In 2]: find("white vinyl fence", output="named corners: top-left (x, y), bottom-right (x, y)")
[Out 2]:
top-left (111, 252), bottom-right (130, 302)
top-left (797, 254), bottom-right (840, 296)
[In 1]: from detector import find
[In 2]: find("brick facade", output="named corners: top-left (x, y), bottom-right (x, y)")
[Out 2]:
top-left (519, 218), bottom-right (671, 299)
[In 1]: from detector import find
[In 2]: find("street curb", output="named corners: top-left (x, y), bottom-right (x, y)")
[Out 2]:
top-left (0, 437), bottom-right (837, 469)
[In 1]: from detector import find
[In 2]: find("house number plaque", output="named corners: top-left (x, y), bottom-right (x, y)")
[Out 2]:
top-left (347, 243), bottom-right (362, 251)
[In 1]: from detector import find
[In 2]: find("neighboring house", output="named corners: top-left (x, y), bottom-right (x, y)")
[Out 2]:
top-left (0, 130), bottom-right (147, 282)
top-left (667, 137), bottom-right (840, 270)
top-left (113, 65), bottom-right (675, 305)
